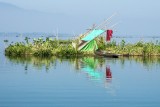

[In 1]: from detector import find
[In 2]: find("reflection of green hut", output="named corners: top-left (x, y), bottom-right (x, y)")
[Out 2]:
top-left (81, 57), bottom-right (102, 80)
top-left (82, 57), bottom-right (98, 68)
top-left (83, 67), bottom-right (101, 79)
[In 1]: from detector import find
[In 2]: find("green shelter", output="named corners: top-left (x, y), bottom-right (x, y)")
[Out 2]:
top-left (79, 29), bottom-right (105, 52)
top-left (80, 39), bottom-right (98, 52)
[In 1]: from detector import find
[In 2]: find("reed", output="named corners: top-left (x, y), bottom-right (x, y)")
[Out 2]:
top-left (5, 37), bottom-right (85, 57)
top-left (5, 37), bottom-right (160, 57)
top-left (5, 42), bottom-right (32, 56)
top-left (105, 40), bottom-right (160, 56)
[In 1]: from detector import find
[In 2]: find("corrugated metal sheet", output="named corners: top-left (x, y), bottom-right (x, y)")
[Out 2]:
top-left (81, 29), bottom-right (105, 41)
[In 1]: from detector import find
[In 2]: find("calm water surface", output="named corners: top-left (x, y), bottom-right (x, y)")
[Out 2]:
top-left (0, 34), bottom-right (160, 107)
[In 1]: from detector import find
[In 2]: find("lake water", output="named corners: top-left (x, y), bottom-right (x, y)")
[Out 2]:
top-left (0, 34), bottom-right (160, 107)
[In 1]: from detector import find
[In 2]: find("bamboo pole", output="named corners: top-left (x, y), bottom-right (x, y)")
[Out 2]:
top-left (108, 22), bottom-right (120, 29)
top-left (79, 13), bottom-right (117, 39)
top-left (95, 12), bottom-right (117, 29)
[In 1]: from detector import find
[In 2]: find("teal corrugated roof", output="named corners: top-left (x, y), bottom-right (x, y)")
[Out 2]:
top-left (81, 29), bottom-right (105, 41)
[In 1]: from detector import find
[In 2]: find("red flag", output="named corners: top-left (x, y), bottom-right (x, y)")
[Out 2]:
top-left (106, 30), bottom-right (113, 41)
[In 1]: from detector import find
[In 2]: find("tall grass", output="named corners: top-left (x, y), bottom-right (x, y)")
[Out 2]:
top-left (5, 37), bottom-right (160, 57)
top-left (105, 40), bottom-right (160, 56)
top-left (5, 37), bottom-right (84, 57)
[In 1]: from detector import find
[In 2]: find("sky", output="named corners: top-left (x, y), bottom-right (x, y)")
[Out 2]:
top-left (0, 0), bottom-right (160, 36)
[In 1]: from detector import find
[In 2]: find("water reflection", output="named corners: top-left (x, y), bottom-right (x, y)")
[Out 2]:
top-left (105, 66), bottom-right (116, 96)
top-left (76, 57), bottom-right (117, 95)
top-left (80, 57), bottom-right (103, 80)
top-left (106, 66), bottom-right (112, 79)
top-left (118, 56), bottom-right (160, 71)
top-left (5, 56), bottom-right (160, 96)
top-left (5, 56), bottom-right (57, 72)
top-left (6, 56), bottom-right (160, 73)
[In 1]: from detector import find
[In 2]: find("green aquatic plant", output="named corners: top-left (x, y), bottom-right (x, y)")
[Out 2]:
top-left (5, 42), bottom-right (32, 56)
top-left (4, 36), bottom-right (160, 57)
top-left (104, 39), bottom-right (160, 56)
top-left (135, 41), bottom-right (144, 47)
top-left (120, 39), bottom-right (125, 49)
top-left (4, 39), bottom-right (9, 48)
top-left (4, 39), bottom-right (9, 43)
top-left (25, 37), bottom-right (29, 45)
top-left (56, 45), bottom-right (78, 56)
top-left (96, 36), bottom-right (106, 50)
top-left (33, 48), bottom-right (53, 57)
top-left (106, 40), bottom-right (117, 47)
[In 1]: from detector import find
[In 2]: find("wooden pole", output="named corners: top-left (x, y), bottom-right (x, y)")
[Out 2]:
top-left (95, 12), bottom-right (117, 29)
top-left (79, 13), bottom-right (117, 39)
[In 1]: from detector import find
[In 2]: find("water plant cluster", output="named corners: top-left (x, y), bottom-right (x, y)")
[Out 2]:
top-left (5, 37), bottom-right (83, 57)
top-left (105, 39), bottom-right (160, 56)
top-left (5, 36), bottom-right (160, 57)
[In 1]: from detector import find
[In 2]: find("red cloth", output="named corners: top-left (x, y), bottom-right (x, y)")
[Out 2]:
top-left (106, 30), bottom-right (113, 41)
top-left (106, 67), bottom-right (112, 78)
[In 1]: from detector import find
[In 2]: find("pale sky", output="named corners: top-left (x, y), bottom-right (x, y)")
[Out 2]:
top-left (0, 0), bottom-right (160, 35)
top-left (0, 0), bottom-right (159, 16)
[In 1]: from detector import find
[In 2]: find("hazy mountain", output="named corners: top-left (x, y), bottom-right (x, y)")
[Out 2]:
top-left (0, 2), bottom-right (24, 11)
top-left (0, 2), bottom-right (159, 36)
top-left (0, 2), bottom-right (85, 34)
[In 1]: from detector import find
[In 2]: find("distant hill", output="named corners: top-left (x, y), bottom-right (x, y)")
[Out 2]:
top-left (0, 2), bottom-right (24, 11)
top-left (0, 2), bottom-right (80, 33)
top-left (0, 2), bottom-right (88, 34)
top-left (0, 2), bottom-right (159, 35)
top-left (0, 2), bottom-right (18, 8)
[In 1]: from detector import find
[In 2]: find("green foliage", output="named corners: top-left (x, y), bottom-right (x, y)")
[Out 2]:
top-left (106, 40), bottom-right (117, 47)
top-left (96, 36), bottom-right (106, 50)
top-left (120, 40), bottom-right (125, 49)
top-left (25, 37), bottom-right (29, 45)
top-left (5, 37), bottom-right (160, 57)
top-left (142, 42), bottom-right (155, 56)
top-left (4, 39), bottom-right (9, 43)
top-left (135, 41), bottom-right (144, 47)
top-left (56, 45), bottom-right (78, 56)
top-left (105, 40), bottom-right (160, 56)
top-left (5, 37), bottom-right (81, 57)
top-left (5, 42), bottom-right (32, 56)
top-left (34, 48), bottom-right (52, 57)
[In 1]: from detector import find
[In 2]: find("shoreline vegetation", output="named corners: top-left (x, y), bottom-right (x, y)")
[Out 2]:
top-left (4, 36), bottom-right (160, 57)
